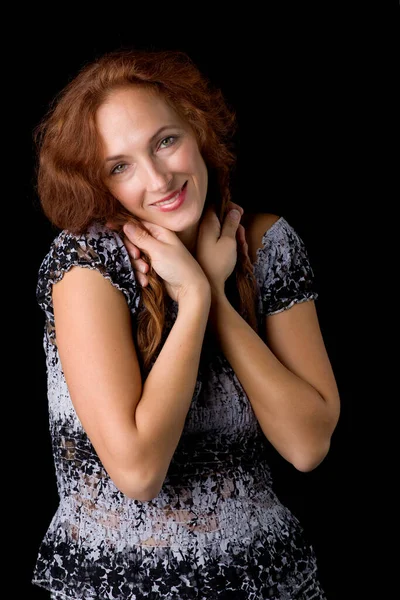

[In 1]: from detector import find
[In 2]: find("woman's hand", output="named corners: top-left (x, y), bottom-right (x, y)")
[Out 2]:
top-left (122, 220), bottom-right (209, 303)
top-left (196, 202), bottom-right (245, 297)
top-left (123, 201), bottom-right (248, 291)
top-left (123, 233), bottom-right (151, 288)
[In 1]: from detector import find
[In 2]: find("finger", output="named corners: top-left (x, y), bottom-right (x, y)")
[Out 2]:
top-left (220, 208), bottom-right (241, 239)
top-left (135, 271), bottom-right (149, 287)
top-left (132, 258), bottom-right (149, 274)
top-left (227, 201), bottom-right (244, 216)
top-left (237, 224), bottom-right (249, 256)
top-left (123, 222), bottom-right (162, 250)
top-left (123, 239), bottom-right (141, 260)
top-left (236, 224), bottom-right (246, 245)
top-left (139, 219), bottom-right (180, 242)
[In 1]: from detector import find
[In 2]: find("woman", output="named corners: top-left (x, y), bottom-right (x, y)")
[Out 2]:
top-left (32, 47), bottom-right (340, 599)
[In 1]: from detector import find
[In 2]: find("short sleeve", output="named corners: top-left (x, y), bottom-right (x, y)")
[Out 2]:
top-left (36, 222), bottom-right (139, 341)
top-left (253, 217), bottom-right (318, 317)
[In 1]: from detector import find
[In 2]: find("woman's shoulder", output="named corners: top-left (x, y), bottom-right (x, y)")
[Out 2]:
top-left (42, 222), bottom-right (128, 268)
top-left (244, 212), bottom-right (318, 312)
top-left (54, 222), bottom-right (123, 248)
top-left (242, 212), bottom-right (282, 264)
top-left (37, 222), bottom-right (138, 311)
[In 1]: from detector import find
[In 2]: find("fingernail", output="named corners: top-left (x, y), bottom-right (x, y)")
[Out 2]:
top-left (230, 209), bottom-right (241, 221)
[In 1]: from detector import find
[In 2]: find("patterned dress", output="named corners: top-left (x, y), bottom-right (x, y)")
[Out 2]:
top-left (32, 216), bottom-right (326, 599)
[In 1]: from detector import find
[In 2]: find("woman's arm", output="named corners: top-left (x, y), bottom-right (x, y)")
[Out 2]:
top-left (208, 212), bottom-right (340, 471)
top-left (123, 208), bottom-right (339, 471)
top-left (53, 221), bottom-right (216, 501)
top-left (53, 266), bottom-right (211, 501)
top-left (208, 293), bottom-right (340, 471)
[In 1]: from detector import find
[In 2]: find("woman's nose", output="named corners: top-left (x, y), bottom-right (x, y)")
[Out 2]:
top-left (141, 159), bottom-right (172, 192)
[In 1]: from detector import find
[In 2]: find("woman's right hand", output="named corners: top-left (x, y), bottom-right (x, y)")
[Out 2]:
top-left (122, 220), bottom-right (209, 303)
top-left (124, 203), bottom-right (248, 290)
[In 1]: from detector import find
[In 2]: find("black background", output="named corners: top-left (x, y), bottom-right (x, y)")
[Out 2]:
top-left (16, 8), bottom-right (361, 600)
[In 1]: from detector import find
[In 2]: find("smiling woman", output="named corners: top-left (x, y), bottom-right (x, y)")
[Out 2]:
top-left (97, 86), bottom-right (208, 243)
top-left (32, 47), bottom-right (340, 599)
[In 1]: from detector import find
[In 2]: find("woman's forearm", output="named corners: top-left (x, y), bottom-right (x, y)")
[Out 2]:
top-left (209, 293), bottom-right (336, 470)
top-left (133, 285), bottom-right (211, 492)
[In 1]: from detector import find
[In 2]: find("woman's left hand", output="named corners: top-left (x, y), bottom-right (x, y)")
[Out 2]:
top-left (123, 201), bottom-right (247, 289)
top-left (195, 202), bottom-right (244, 296)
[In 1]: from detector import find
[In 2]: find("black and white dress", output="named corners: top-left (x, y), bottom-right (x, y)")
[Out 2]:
top-left (32, 216), bottom-right (326, 599)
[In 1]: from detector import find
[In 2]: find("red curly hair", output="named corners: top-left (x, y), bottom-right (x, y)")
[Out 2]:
top-left (34, 48), bottom-right (258, 373)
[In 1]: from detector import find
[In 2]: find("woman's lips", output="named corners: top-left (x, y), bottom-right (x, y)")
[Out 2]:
top-left (151, 182), bottom-right (187, 212)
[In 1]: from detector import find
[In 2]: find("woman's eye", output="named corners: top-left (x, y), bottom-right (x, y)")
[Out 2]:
top-left (158, 136), bottom-right (176, 149)
top-left (111, 163), bottom-right (127, 176)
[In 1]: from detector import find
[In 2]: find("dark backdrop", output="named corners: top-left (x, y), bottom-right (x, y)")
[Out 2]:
top-left (17, 12), bottom-right (358, 600)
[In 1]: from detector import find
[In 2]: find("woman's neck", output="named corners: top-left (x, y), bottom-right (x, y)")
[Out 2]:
top-left (176, 222), bottom-right (200, 256)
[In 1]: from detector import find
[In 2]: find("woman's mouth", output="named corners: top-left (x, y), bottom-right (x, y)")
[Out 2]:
top-left (151, 182), bottom-right (188, 212)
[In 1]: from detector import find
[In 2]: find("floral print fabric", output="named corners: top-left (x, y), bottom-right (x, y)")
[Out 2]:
top-left (33, 217), bottom-right (325, 599)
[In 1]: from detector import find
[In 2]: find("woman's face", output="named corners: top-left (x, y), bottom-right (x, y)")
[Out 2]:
top-left (96, 86), bottom-right (208, 241)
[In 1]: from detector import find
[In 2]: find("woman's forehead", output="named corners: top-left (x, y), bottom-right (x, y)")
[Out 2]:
top-left (97, 87), bottom-right (183, 133)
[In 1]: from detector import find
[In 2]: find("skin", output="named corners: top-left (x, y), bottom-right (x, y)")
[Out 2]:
top-left (97, 85), bottom-right (248, 294)
top-left (52, 85), bottom-right (340, 501)
top-left (98, 86), bottom-right (209, 255)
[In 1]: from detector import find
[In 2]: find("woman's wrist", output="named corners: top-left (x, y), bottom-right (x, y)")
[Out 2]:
top-left (178, 280), bottom-right (212, 308)
top-left (210, 284), bottom-right (227, 304)
top-left (209, 290), bottom-right (231, 325)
